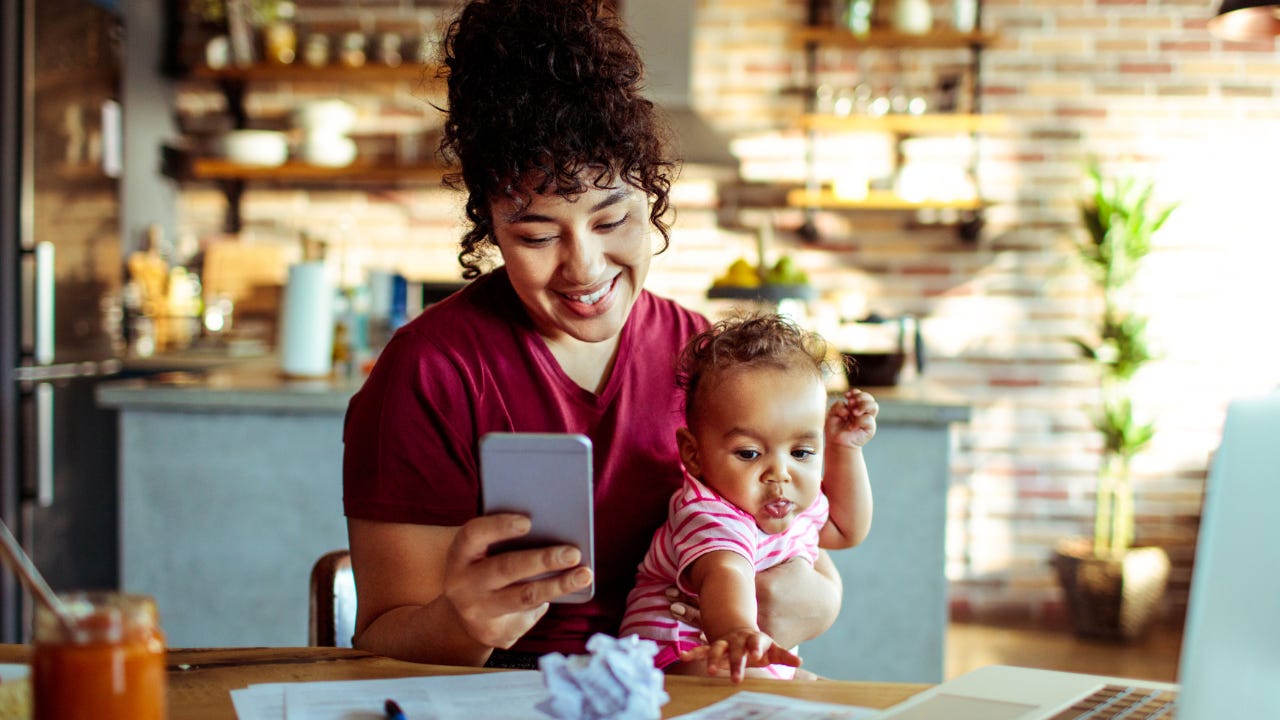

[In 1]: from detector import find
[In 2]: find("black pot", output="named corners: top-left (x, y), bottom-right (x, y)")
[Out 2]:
top-left (839, 313), bottom-right (925, 386)
top-left (842, 351), bottom-right (906, 387)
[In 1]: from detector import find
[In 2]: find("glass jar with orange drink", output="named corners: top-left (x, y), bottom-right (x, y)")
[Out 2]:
top-left (32, 592), bottom-right (167, 720)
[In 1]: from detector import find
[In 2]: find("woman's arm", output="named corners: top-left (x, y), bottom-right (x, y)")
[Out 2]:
top-left (347, 514), bottom-right (592, 664)
top-left (755, 550), bottom-right (843, 647)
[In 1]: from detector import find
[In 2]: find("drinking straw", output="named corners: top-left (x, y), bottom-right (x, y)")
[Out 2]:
top-left (0, 520), bottom-right (77, 636)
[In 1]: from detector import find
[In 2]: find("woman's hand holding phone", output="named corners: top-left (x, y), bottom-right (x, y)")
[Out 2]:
top-left (479, 433), bottom-right (595, 604)
top-left (428, 432), bottom-right (595, 651)
top-left (442, 513), bottom-right (594, 649)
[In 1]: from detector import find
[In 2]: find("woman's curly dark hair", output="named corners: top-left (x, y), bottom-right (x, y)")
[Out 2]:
top-left (677, 313), bottom-right (837, 424)
top-left (439, 0), bottom-right (677, 279)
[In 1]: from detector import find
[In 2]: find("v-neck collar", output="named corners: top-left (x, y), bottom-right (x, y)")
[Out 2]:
top-left (518, 288), bottom-right (641, 410)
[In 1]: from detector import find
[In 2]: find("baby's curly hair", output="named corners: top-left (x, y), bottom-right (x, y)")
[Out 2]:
top-left (439, 0), bottom-right (677, 279)
top-left (677, 313), bottom-right (836, 424)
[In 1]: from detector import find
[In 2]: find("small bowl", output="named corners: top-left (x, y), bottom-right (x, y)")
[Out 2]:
top-left (292, 99), bottom-right (357, 134)
top-left (220, 130), bottom-right (288, 167)
top-left (300, 134), bottom-right (357, 167)
top-left (841, 351), bottom-right (906, 387)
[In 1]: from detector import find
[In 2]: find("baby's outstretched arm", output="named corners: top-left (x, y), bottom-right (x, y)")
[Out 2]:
top-left (819, 388), bottom-right (878, 549)
top-left (679, 627), bottom-right (802, 682)
top-left (676, 551), bottom-right (801, 682)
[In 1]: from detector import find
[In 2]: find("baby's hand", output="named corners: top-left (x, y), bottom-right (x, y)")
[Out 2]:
top-left (826, 388), bottom-right (878, 448)
top-left (683, 627), bottom-right (800, 683)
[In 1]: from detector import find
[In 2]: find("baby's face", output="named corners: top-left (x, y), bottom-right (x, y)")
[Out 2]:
top-left (681, 364), bottom-right (828, 534)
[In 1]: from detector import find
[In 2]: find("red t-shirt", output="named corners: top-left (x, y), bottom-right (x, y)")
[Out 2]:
top-left (342, 268), bottom-right (709, 655)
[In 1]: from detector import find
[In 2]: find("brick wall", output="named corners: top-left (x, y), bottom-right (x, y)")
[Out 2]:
top-left (175, 0), bottom-right (1280, 625)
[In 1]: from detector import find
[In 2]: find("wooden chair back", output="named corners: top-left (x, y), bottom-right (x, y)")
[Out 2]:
top-left (308, 549), bottom-right (356, 647)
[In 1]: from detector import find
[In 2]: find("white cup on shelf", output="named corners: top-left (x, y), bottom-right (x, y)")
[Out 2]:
top-left (220, 130), bottom-right (288, 167)
top-left (953, 0), bottom-right (978, 32)
top-left (300, 132), bottom-right (357, 167)
top-left (893, 0), bottom-right (933, 34)
top-left (292, 99), bottom-right (357, 135)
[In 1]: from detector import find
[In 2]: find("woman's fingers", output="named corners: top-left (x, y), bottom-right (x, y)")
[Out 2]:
top-left (450, 513), bottom-right (530, 564)
top-left (670, 601), bottom-right (703, 629)
top-left (453, 514), bottom-right (586, 591)
top-left (488, 563), bottom-right (593, 610)
top-left (441, 514), bottom-right (591, 648)
top-left (666, 586), bottom-right (704, 628)
top-left (485, 544), bottom-right (581, 584)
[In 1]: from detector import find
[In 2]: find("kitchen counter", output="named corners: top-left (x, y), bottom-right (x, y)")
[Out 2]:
top-left (98, 361), bottom-right (968, 682)
top-left (99, 359), bottom-right (363, 413)
top-left (98, 360), bottom-right (969, 423)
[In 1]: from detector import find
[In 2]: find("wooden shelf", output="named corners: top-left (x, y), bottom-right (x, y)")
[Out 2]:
top-left (787, 5), bottom-right (994, 241)
top-left (53, 163), bottom-right (118, 185)
top-left (787, 188), bottom-right (983, 211)
top-left (789, 26), bottom-right (997, 49)
top-left (187, 63), bottom-right (442, 85)
top-left (798, 113), bottom-right (1007, 134)
top-left (36, 67), bottom-right (118, 93)
top-left (186, 157), bottom-right (448, 184)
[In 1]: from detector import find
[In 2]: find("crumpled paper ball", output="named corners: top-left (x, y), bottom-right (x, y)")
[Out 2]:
top-left (537, 633), bottom-right (670, 720)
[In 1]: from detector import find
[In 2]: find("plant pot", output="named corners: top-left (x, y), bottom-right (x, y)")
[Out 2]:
top-left (1051, 538), bottom-right (1170, 642)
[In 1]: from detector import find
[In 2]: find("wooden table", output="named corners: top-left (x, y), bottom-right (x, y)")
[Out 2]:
top-left (0, 645), bottom-right (929, 719)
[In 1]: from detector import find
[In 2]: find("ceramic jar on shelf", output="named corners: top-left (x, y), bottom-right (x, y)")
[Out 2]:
top-left (892, 0), bottom-right (933, 34)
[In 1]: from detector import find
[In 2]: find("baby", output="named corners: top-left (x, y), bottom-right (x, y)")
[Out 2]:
top-left (620, 313), bottom-right (877, 682)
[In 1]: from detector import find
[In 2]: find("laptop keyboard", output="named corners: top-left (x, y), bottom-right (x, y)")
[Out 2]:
top-left (1048, 684), bottom-right (1179, 719)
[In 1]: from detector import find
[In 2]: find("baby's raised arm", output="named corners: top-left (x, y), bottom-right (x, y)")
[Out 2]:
top-left (818, 388), bottom-right (878, 549)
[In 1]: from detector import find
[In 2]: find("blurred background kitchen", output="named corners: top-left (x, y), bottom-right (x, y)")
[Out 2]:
top-left (2, 0), bottom-right (1277, 683)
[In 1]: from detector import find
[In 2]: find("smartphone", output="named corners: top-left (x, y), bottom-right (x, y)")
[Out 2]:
top-left (479, 432), bottom-right (595, 603)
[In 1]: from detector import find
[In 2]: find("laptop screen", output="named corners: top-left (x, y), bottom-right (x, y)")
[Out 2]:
top-left (1176, 391), bottom-right (1280, 717)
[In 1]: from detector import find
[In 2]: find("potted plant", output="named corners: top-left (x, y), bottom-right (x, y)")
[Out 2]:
top-left (1051, 162), bottom-right (1177, 641)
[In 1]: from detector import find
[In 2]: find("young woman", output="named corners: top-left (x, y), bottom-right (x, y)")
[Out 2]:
top-left (342, 0), bottom-right (843, 668)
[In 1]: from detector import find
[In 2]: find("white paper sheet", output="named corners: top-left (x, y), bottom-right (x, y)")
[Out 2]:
top-left (231, 683), bottom-right (286, 719)
top-left (231, 672), bottom-right (879, 720)
top-left (284, 671), bottom-right (547, 720)
top-left (230, 670), bottom-right (548, 720)
top-left (668, 690), bottom-right (879, 720)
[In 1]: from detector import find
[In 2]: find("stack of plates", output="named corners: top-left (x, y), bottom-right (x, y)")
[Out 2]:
top-left (219, 130), bottom-right (288, 167)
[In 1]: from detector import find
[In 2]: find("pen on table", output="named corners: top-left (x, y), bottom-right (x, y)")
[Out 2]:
top-left (384, 698), bottom-right (407, 720)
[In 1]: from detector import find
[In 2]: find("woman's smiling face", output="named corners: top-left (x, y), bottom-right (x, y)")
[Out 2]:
top-left (490, 180), bottom-right (652, 346)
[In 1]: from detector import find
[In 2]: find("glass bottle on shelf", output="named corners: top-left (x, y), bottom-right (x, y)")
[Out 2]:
top-left (302, 32), bottom-right (331, 67)
top-left (262, 1), bottom-right (297, 65)
top-left (339, 31), bottom-right (368, 68)
top-left (840, 0), bottom-right (875, 37)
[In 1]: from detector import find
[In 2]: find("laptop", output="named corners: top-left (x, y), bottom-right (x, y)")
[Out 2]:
top-left (876, 391), bottom-right (1280, 720)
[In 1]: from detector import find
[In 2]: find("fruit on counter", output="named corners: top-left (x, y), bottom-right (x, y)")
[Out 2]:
top-left (711, 257), bottom-right (761, 288)
top-left (764, 255), bottom-right (810, 286)
top-left (711, 255), bottom-right (814, 289)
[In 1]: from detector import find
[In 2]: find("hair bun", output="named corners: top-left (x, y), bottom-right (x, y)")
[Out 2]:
top-left (439, 0), bottom-right (676, 279)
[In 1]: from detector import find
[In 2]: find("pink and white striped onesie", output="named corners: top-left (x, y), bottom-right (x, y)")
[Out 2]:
top-left (618, 474), bottom-right (829, 679)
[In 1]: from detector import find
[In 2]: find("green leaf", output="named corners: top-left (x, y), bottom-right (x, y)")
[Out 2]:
top-left (1070, 338), bottom-right (1101, 361)
top-left (1071, 159), bottom-right (1176, 553)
